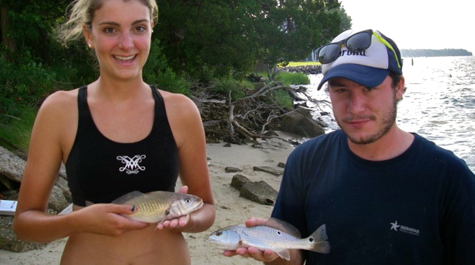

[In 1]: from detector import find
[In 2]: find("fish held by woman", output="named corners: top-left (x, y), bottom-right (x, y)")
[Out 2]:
top-left (208, 218), bottom-right (330, 261)
top-left (112, 190), bottom-right (204, 223)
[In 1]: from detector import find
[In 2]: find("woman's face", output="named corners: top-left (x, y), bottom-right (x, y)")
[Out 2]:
top-left (83, 0), bottom-right (153, 82)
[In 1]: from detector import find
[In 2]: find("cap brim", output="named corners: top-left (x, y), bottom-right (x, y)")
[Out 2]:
top-left (317, 64), bottom-right (389, 90)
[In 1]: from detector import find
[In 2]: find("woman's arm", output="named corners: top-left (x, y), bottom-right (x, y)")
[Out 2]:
top-left (160, 92), bottom-right (216, 233)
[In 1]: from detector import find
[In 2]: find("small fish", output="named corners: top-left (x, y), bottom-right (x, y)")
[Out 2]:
top-left (208, 218), bottom-right (330, 261)
top-left (112, 190), bottom-right (203, 223)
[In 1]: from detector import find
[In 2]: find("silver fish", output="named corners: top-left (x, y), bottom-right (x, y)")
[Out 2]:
top-left (112, 190), bottom-right (203, 223)
top-left (208, 218), bottom-right (330, 261)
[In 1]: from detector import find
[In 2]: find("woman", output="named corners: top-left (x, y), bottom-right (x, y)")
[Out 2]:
top-left (13, 0), bottom-right (215, 264)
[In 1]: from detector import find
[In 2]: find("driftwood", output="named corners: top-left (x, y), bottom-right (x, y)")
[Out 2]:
top-left (196, 80), bottom-right (328, 143)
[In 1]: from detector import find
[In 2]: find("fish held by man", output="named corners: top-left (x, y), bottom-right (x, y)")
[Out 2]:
top-left (208, 218), bottom-right (330, 261)
top-left (112, 190), bottom-right (204, 223)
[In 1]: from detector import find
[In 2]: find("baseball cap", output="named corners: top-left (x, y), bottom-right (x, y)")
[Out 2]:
top-left (316, 29), bottom-right (403, 90)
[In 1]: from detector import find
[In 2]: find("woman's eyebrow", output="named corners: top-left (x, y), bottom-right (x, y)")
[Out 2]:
top-left (98, 19), bottom-right (149, 27)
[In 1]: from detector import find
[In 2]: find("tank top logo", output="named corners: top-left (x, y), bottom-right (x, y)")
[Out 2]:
top-left (117, 155), bottom-right (146, 175)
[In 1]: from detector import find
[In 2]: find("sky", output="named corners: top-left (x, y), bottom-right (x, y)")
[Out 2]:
top-left (338, 0), bottom-right (475, 54)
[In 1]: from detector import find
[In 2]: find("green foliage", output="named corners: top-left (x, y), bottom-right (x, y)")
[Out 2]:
top-left (267, 89), bottom-right (293, 110)
top-left (209, 78), bottom-right (252, 101)
top-left (155, 0), bottom-right (259, 82)
top-left (0, 104), bottom-right (36, 152)
top-left (143, 39), bottom-right (191, 95)
top-left (0, 51), bottom-right (55, 117)
top-left (155, 0), bottom-right (346, 82)
top-left (275, 72), bottom-right (310, 86)
top-left (255, 71), bottom-right (310, 86)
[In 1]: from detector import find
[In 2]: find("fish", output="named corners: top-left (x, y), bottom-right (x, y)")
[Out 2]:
top-left (111, 190), bottom-right (204, 223)
top-left (208, 218), bottom-right (330, 261)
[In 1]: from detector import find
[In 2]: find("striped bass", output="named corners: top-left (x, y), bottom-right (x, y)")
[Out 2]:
top-left (112, 190), bottom-right (203, 223)
top-left (208, 218), bottom-right (330, 261)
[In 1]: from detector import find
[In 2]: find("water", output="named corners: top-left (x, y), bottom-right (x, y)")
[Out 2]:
top-left (305, 56), bottom-right (475, 172)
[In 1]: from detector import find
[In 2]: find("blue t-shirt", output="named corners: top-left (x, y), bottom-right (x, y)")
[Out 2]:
top-left (272, 130), bottom-right (475, 264)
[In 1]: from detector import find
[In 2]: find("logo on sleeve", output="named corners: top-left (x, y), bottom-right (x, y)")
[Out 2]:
top-left (117, 155), bottom-right (146, 174)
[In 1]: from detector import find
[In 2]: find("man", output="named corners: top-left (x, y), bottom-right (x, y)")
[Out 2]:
top-left (225, 29), bottom-right (475, 264)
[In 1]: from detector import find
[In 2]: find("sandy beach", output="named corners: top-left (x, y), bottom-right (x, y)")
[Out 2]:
top-left (0, 137), bottom-right (294, 265)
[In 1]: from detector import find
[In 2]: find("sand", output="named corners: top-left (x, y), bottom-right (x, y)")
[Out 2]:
top-left (0, 137), bottom-right (295, 265)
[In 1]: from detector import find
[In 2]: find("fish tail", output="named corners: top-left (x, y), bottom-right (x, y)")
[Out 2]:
top-left (307, 224), bottom-right (330, 253)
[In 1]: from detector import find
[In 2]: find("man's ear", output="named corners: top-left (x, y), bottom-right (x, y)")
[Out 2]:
top-left (396, 76), bottom-right (405, 101)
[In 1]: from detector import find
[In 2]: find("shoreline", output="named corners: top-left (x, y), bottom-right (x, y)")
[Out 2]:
top-left (0, 137), bottom-right (294, 264)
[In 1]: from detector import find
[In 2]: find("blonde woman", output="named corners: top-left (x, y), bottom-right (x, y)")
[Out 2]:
top-left (13, 0), bottom-right (215, 264)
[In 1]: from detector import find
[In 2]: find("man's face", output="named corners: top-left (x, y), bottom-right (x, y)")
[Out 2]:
top-left (328, 75), bottom-right (404, 145)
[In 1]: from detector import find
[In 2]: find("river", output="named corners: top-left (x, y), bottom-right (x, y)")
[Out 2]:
top-left (305, 56), bottom-right (475, 173)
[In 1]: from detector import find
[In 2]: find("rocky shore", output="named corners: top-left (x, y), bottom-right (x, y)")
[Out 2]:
top-left (279, 64), bottom-right (322, 75)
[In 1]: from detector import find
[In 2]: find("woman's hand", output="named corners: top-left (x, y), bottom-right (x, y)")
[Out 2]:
top-left (156, 185), bottom-right (191, 230)
top-left (72, 203), bottom-right (150, 237)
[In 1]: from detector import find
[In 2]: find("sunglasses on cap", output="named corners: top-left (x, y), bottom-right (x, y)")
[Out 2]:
top-left (316, 29), bottom-right (401, 68)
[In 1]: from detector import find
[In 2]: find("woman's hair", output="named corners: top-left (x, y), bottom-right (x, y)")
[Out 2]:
top-left (56, 0), bottom-right (158, 46)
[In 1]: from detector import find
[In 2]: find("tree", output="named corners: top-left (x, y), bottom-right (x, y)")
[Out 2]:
top-left (154, 0), bottom-right (260, 81)
top-left (155, 0), bottom-right (346, 82)
top-left (250, 0), bottom-right (344, 80)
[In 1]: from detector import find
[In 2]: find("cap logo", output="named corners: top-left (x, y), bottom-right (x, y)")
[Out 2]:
top-left (339, 49), bottom-right (366, 58)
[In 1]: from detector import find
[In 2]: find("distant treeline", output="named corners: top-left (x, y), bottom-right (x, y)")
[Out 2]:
top-left (401, 49), bottom-right (472, 57)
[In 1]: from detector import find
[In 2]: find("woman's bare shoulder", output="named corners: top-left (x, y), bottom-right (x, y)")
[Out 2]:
top-left (158, 89), bottom-right (195, 106)
top-left (42, 89), bottom-right (79, 106)
top-left (34, 89), bottom-right (80, 126)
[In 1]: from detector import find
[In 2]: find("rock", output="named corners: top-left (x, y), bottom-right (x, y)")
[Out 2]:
top-left (295, 107), bottom-right (313, 119)
top-left (280, 110), bottom-right (325, 138)
top-left (55, 175), bottom-right (72, 203)
top-left (0, 147), bottom-right (71, 202)
top-left (231, 174), bottom-right (251, 190)
top-left (253, 166), bottom-right (283, 176)
top-left (0, 174), bottom-right (19, 190)
top-left (279, 65), bottom-right (322, 75)
top-left (0, 146), bottom-right (26, 183)
top-left (225, 167), bottom-right (242, 173)
top-left (0, 146), bottom-right (72, 252)
top-left (251, 143), bottom-right (264, 149)
top-left (239, 181), bottom-right (278, 205)
top-left (48, 185), bottom-right (70, 213)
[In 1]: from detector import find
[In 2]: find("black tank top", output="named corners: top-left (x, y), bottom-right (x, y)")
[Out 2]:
top-left (65, 86), bottom-right (179, 206)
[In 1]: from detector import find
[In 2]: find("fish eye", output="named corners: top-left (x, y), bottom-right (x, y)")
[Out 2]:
top-left (184, 198), bottom-right (192, 204)
top-left (215, 231), bottom-right (222, 236)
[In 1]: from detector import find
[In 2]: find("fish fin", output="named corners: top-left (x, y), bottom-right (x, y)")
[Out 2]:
top-left (111, 191), bottom-right (145, 204)
top-left (307, 224), bottom-right (330, 254)
top-left (262, 218), bottom-right (301, 238)
top-left (275, 249), bottom-right (291, 261)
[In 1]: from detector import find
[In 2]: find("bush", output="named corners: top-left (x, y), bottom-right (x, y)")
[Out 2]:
top-left (267, 89), bottom-right (293, 110)
top-left (0, 52), bottom-right (56, 120)
top-left (143, 39), bottom-right (191, 95)
top-left (209, 77), bottom-right (253, 101)
top-left (0, 104), bottom-right (36, 152)
top-left (275, 71), bottom-right (310, 86)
